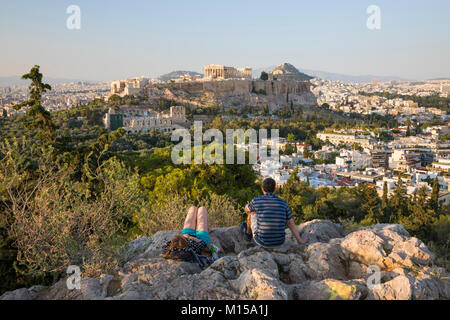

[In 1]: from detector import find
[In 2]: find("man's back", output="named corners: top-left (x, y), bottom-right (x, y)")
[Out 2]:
top-left (247, 193), bottom-right (292, 247)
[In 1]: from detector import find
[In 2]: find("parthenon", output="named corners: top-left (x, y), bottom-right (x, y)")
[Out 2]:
top-left (204, 64), bottom-right (252, 80)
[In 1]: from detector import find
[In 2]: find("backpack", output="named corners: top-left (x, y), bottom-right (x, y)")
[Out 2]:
top-left (162, 235), bottom-right (213, 270)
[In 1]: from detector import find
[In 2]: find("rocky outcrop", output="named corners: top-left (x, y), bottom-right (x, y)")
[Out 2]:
top-left (1, 220), bottom-right (448, 300)
top-left (148, 78), bottom-right (317, 111)
top-left (269, 63), bottom-right (314, 82)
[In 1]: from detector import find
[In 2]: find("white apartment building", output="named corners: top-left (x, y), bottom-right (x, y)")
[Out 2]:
top-left (388, 149), bottom-right (421, 172)
top-left (336, 150), bottom-right (372, 170)
top-left (317, 133), bottom-right (373, 148)
top-left (432, 157), bottom-right (450, 172)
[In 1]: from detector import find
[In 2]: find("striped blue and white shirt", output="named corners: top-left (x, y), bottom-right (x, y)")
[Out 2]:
top-left (247, 193), bottom-right (292, 247)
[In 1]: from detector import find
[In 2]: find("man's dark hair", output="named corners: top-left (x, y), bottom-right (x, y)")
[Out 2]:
top-left (262, 178), bottom-right (276, 193)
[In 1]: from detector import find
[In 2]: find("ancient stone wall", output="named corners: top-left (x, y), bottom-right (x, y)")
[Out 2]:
top-left (167, 80), bottom-right (311, 96)
top-left (251, 80), bottom-right (310, 96)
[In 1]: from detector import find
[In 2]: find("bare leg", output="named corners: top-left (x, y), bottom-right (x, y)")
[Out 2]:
top-left (183, 206), bottom-right (197, 230)
top-left (196, 206), bottom-right (209, 233)
top-left (246, 213), bottom-right (253, 235)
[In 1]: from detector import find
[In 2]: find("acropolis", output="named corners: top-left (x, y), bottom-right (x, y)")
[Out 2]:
top-left (204, 64), bottom-right (252, 80)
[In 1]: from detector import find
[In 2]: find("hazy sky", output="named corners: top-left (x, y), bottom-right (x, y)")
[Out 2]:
top-left (0, 0), bottom-right (449, 81)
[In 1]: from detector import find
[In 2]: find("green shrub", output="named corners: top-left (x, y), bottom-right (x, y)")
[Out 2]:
top-left (133, 193), bottom-right (242, 237)
top-left (0, 138), bottom-right (143, 281)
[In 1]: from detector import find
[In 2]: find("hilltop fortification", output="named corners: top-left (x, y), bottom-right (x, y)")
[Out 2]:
top-left (150, 78), bottom-right (317, 110)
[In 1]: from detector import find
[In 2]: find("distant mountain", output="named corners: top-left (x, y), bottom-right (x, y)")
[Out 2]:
top-left (0, 76), bottom-right (90, 87)
top-left (253, 65), bottom-right (409, 83)
top-left (158, 71), bottom-right (203, 82)
top-left (298, 68), bottom-right (409, 83)
top-left (253, 66), bottom-right (277, 78)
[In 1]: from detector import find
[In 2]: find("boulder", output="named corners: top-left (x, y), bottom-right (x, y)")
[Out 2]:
top-left (231, 269), bottom-right (289, 300)
top-left (294, 279), bottom-right (368, 300)
top-left (304, 242), bottom-right (347, 280)
top-left (209, 226), bottom-right (253, 254)
top-left (341, 229), bottom-right (388, 268)
top-left (297, 219), bottom-right (348, 244)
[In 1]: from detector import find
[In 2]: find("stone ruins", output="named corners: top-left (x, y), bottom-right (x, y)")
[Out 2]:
top-left (110, 77), bottom-right (150, 97)
top-left (204, 64), bottom-right (252, 80)
top-left (103, 105), bottom-right (188, 133)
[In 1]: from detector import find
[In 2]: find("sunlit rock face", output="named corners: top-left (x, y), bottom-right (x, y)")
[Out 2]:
top-left (1, 220), bottom-right (448, 300)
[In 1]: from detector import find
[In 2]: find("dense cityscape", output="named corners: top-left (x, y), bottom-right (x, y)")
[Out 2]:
top-left (2, 65), bottom-right (448, 207)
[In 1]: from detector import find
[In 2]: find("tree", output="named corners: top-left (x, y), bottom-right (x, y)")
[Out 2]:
top-left (108, 94), bottom-right (122, 107)
top-left (13, 65), bottom-right (55, 140)
top-left (360, 186), bottom-right (381, 226)
top-left (390, 175), bottom-right (409, 222)
top-left (406, 125), bottom-right (411, 137)
top-left (260, 71), bottom-right (269, 81)
top-left (287, 133), bottom-right (296, 143)
top-left (403, 187), bottom-right (435, 239)
top-left (122, 94), bottom-right (136, 105)
top-left (429, 177), bottom-right (440, 214)
top-left (380, 181), bottom-right (390, 222)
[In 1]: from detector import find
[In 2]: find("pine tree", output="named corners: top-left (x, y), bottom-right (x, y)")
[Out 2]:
top-left (407, 187), bottom-right (435, 239)
top-left (381, 181), bottom-right (390, 222)
top-left (390, 175), bottom-right (409, 222)
top-left (360, 186), bottom-right (381, 226)
top-left (429, 177), bottom-right (440, 214)
top-left (13, 65), bottom-right (55, 141)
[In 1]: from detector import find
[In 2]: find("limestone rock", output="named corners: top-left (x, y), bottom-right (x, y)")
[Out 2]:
top-left (0, 286), bottom-right (47, 300)
top-left (304, 242), bottom-right (347, 280)
top-left (1, 220), bottom-right (448, 300)
top-left (297, 219), bottom-right (348, 244)
top-left (294, 279), bottom-right (368, 300)
top-left (341, 224), bottom-right (436, 271)
top-left (231, 269), bottom-right (289, 300)
top-left (209, 226), bottom-right (252, 254)
top-left (341, 229), bottom-right (388, 268)
top-left (121, 237), bottom-right (153, 262)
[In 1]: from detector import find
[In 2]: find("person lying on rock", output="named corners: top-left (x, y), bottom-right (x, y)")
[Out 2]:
top-left (240, 177), bottom-right (308, 247)
top-left (180, 206), bottom-right (219, 260)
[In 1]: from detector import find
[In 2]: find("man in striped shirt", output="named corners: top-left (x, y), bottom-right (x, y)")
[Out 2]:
top-left (241, 178), bottom-right (307, 247)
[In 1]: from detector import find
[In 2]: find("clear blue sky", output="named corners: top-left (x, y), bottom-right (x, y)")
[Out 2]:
top-left (0, 0), bottom-right (449, 81)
